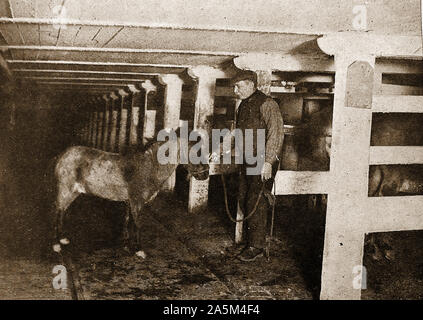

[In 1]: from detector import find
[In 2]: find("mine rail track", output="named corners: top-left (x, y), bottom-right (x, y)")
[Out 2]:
top-left (59, 248), bottom-right (85, 300)
top-left (58, 208), bottom-right (277, 300)
top-left (147, 212), bottom-right (276, 300)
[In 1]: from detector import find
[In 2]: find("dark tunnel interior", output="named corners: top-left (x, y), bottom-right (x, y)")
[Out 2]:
top-left (0, 83), bottom-right (84, 258)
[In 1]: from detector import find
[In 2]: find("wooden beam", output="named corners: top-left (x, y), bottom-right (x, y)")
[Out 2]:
top-left (376, 58), bottom-right (423, 74)
top-left (369, 146), bottom-right (423, 165)
top-left (372, 95), bottom-right (423, 113)
top-left (234, 53), bottom-right (335, 72)
top-left (273, 170), bottom-right (331, 195)
top-left (5, 49), bottom-right (233, 67)
top-left (36, 81), bottom-right (130, 87)
top-left (0, 45), bottom-right (240, 57)
top-left (18, 76), bottom-right (149, 83)
top-left (318, 32), bottom-right (423, 59)
top-left (7, 59), bottom-right (187, 72)
top-left (365, 196), bottom-right (423, 232)
top-left (380, 84), bottom-right (423, 95)
top-left (13, 69), bottom-right (160, 77)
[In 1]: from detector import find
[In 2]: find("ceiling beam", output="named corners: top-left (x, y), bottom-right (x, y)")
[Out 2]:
top-left (0, 17), bottom-right (322, 36)
top-left (39, 88), bottom-right (117, 94)
top-left (36, 81), bottom-right (131, 87)
top-left (17, 76), bottom-right (152, 83)
top-left (12, 69), bottom-right (160, 77)
top-left (7, 60), bottom-right (186, 74)
top-left (0, 45), bottom-right (240, 57)
top-left (5, 50), bottom-right (232, 67)
top-left (317, 33), bottom-right (423, 59)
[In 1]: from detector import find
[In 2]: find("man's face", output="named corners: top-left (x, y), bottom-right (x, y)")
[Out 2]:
top-left (234, 80), bottom-right (255, 100)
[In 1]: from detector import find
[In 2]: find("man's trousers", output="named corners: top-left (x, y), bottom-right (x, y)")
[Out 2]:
top-left (238, 164), bottom-right (278, 249)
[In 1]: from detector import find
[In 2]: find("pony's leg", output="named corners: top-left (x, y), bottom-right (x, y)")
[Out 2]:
top-left (53, 186), bottom-right (79, 253)
top-left (122, 202), bottom-right (131, 251)
top-left (129, 202), bottom-right (146, 258)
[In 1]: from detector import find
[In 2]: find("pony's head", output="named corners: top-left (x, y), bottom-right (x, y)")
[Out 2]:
top-left (154, 126), bottom-right (210, 181)
top-left (183, 129), bottom-right (210, 181)
top-left (184, 160), bottom-right (210, 181)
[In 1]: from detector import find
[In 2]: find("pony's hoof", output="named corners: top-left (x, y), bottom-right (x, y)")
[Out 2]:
top-left (60, 238), bottom-right (70, 245)
top-left (53, 244), bottom-right (61, 253)
top-left (135, 250), bottom-right (147, 259)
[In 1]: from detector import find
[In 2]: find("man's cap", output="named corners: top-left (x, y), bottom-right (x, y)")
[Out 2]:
top-left (230, 71), bottom-right (257, 86)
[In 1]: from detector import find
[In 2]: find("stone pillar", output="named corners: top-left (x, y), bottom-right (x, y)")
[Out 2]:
top-left (84, 106), bottom-right (90, 146)
top-left (96, 97), bottom-right (104, 149)
top-left (91, 99), bottom-right (98, 148)
top-left (89, 101), bottom-right (95, 147)
top-left (118, 89), bottom-right (129, 153)
top-left (141, 80), bottom-right (157, 145)
top-left (109, 92), bottom-right (119, 153)
top-left (186, 66), bottom-right (222, 213)
top-left (102, 94), bottom-right (111, 150)
top-left (158, 74), bottom-right (184, 191)
top-left (127, 84), bottom-right (142, 146)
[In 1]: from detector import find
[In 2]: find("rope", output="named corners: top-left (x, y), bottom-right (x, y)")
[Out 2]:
top-left (266, 159), bottom-right (280, 261)
top-left (221, 159), bottom-right (280, 261)
top-left (266, 184), bottom-right (276, 262)
top-left (221, 174), bottom-right (265, 223)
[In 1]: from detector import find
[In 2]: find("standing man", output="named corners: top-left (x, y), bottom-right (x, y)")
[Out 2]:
top-left (232, 71), bottom-right (284, 262)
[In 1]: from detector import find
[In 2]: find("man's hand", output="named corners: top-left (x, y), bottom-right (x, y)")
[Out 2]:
top-left (261, 162), bottom-right (272, 181)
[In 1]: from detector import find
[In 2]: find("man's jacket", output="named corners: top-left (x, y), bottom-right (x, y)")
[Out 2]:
top-left (235, 90), bottom-right (284, 167)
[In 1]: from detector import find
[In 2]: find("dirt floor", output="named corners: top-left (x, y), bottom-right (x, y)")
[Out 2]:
top-left (1, 171), bottom-right (423, 300)
top-left (64, 193), bottom-right (313, 300)
top-left (46, 184), bottom-right (423, 299)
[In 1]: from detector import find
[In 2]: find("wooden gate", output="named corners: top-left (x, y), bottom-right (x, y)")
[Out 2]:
top-left (272, 33), bottom-right (423, 299)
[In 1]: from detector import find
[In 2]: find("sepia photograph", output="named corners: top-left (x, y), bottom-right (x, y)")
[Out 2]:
top-left (0, 0), bottom-right (422, 305)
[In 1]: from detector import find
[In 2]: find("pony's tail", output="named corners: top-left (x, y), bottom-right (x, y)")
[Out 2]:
top-left (43, 155), bottom-right (63, 253)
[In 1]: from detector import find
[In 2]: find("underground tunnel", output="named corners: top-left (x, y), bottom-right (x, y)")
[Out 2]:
top-left (0, 0), bottom-right (422, 301)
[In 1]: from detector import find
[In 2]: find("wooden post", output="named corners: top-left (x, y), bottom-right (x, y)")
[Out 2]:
top-left (127, 85), bottom-right (142, 146)
top-left (96, 97), bottom-right (103, 149)
top-left (317, 35), bottom-right (377, 300)
top-left (102, 94), bottom-right (111, 150)
top-left (320, 55), bottom-right (375, 300)
top-left (88, 104), bottom-right (93, 146)
top-left (158, 74), bottom-right (184, 192)
top-left (83, 105), bottom-right (90, 146)
top-left (141, 80), bottom-right (157, 145)
top-left (186, 65), bottom-right (237, 213)
top-left (91, 98), bottom-right (98, 148)
top-left (187, 67), bottom-right (216, 213)
top-left (231, 36), bottom-right (423, 298)
top-left (118, 89), bottom-right (129, 153)
top-left (109, 92), bottom-right (119, 153)
top-left (87, 100), bottom-right (93, 146)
